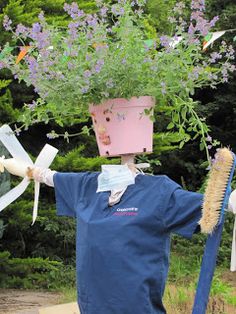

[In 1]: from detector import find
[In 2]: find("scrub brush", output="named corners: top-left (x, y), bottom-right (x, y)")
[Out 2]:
top-left (200, 148), bottom-right (235, 233)
top-left (192, 147), bottom-right (236, 314)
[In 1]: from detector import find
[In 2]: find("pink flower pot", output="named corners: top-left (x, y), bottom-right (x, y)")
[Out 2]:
top-left (89, 96), bottom-right (155, 157)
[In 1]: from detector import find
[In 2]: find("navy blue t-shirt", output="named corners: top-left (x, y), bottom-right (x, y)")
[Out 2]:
top-left (54, 172), bottom-right (203, 314)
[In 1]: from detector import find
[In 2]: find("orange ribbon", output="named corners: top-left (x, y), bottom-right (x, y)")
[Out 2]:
top-left (16, 46), bottom-right (31, 64)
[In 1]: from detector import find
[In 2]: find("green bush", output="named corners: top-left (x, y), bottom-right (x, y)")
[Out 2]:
top-left (0, 251), bottom-right (75, 289)
top-left (171, 212), bottom-right (235, 269)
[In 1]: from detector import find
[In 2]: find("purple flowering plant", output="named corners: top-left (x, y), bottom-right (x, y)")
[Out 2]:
top-left (0, 0), bottom-right (235, 158)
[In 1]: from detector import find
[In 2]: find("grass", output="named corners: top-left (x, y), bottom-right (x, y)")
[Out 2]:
top-left (58, 286), bottom-right (77, 304)
top-left (164, 253), bottom-right (236, 313)
top-left (57, 252), bottom-right (236, 313)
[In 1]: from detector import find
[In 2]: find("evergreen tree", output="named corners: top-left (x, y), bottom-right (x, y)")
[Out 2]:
top-left (0, 79), bottom-right (18, 123)
top-left (0, 0), bottom-right (235, 288)
top-left (146, 0), bottom-right (177, 34)
top-left (205, 0), bottom-right (236, 152)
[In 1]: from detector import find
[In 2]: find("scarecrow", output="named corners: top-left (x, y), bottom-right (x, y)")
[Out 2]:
top-left (0, 1), bottom-right (236, 313)
top-left (0, 99), bottom-right (235, 314)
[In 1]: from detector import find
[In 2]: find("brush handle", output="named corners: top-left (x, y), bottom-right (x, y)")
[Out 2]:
top-left (193, 151), bottom-right (236, 313)
top-left (192, 219), bottom-right (224, 314)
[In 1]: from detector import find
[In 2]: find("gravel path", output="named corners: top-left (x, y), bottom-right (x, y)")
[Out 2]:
top-left (0, 289), bottom-right (62, 314)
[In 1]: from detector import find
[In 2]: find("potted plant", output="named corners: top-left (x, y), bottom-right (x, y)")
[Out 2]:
top-left (0, 0), bottom-right (234, 158)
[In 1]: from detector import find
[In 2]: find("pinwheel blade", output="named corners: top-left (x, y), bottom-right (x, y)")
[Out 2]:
top-left (35, 144), bottom-right (58, 167)
top-left (0, 177), bottom-right (30, 212)
top-left (32, 144), bottom-right (58, 223)
top-left (32, 181), bottom-right (40, 225)
top-left (0, 125), bottom-right (33, 164)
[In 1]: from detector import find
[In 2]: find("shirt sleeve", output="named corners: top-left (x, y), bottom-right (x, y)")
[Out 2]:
top-left (162, 176), bottom-right (203, 239)
top-left (53, 172), bottom-right (90, 218)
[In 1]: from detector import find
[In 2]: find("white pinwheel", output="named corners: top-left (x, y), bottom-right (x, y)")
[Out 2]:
top-left (0, 124), bottom-right (58, 224)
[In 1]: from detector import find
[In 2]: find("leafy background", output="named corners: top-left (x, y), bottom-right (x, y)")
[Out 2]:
top-left (0, 0), bottom-right (235, 290)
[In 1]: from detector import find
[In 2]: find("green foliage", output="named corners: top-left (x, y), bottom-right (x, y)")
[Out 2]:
top-left (210, 273), bottom-right (233, 298)
top-left (0, 219), bottom-right (6, 239)
top-left (146, 0), bottom-right (178, 33)
top-left (0, 0), bottom-right (98, 43)
top-left (59, 286), bottom-right (77, 303)
top-left (0, 200), bottom-right (76, 261)
top-left (170, 212), bottom-right (235, 269)
top-left (153, 132), bottom-right (189, 153)
top-left (0, 79), bottom-right (18, 123)
top-left (0, 79), bottom-right (17, 204)
top-left (207, 0), bottom-right (236, 29)
top-left (0, 250), bottom-right (75, 289)
top-left (1, 1), bottom-right (233, 160)
top-left (0, 79), bottom-right (11, 89)
top-left (0, 0), bottom-right (236, 293)
top-left (164, 251), bottom-right (236, 313)
top-left (225, 294), bottom-right (236, 307)
top-left (0, 147), bottom-right (117, 264)
top-left (0, 159), bottom-right (11, 198)
top-left (53, 146), bottom-right (119, 172)
top-left (168, 252), bottom-right (201, 284)
top-left (169, 168), bottom-right (235, 270)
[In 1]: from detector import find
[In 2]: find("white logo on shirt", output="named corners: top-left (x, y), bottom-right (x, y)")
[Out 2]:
top-left (113, 207), bottom-right (138, 216)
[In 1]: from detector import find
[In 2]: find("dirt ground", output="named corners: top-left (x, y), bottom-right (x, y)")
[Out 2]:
top-left (0, 273), bottom-right (235, 314)
top-left (0, 290), bottom-right (62, 314)
top-left (221, 270), bottom-right (236, 288)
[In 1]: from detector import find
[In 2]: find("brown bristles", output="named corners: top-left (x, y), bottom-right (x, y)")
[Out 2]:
top-left (199, 148), bottom-right (234, 234)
